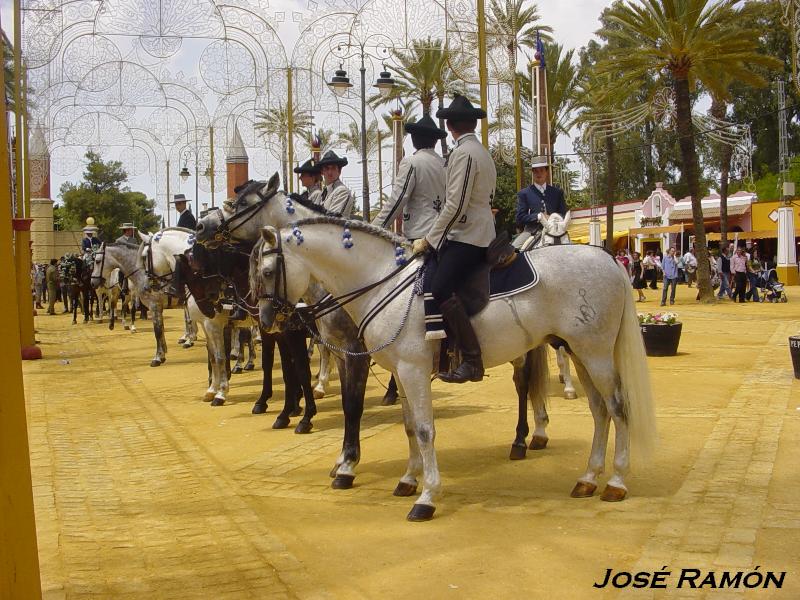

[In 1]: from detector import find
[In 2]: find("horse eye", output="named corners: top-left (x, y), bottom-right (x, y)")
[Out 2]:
top-left (262, 269), bottom-right (272, 278)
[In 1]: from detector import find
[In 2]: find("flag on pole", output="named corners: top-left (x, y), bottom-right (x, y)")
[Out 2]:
top-left (536, 31), bottom-right (546, 69)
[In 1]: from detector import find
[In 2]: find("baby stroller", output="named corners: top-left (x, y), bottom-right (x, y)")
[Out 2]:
top-left (757, 268), bottom-right (787, 303)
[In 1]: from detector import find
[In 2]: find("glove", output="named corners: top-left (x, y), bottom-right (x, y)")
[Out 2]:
top-left (412, 238), bottom-right (430, 255)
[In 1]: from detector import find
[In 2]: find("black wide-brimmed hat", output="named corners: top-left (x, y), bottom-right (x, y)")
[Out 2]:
top-left (405, 115), bottom-right (447, 139)
top-left (294, 158), bottom-right (321, 175)
top-left (316, 150), bottom-right (348, 168)
top-left (436, 94), bottom-right (486, 120)
top-left (172, 193), bottom-right (189, 204)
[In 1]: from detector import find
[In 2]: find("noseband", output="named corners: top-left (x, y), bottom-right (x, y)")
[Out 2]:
top-left (90, 245), bottom-right (107, 285)
top-left (209, 184), bottom-right (279, 245)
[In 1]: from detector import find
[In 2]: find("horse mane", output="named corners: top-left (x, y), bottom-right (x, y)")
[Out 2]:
top-left (287, 193), bottom-right (341, 218)
top-left (290, 216), bottom-right (411, 248)
top-left (107, 241), bottom-right (140, 250)
top-left (249, 237), bottom-right (266, 299)
top-left (159, 226), bottom-right (195, 234)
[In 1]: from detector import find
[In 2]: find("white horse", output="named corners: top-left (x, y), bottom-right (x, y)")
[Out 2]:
top-left (253, 218), bottom-right (656, 521)
top-left (90, 242), bottom-right (167, 364)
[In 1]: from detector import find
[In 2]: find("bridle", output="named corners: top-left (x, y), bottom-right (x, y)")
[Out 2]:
top-left (208, 182), bottom-right (279, 245)
top-left (90, 244), bottom-right (107, 286)
top-left (256, 234), bottom-right (294, 326)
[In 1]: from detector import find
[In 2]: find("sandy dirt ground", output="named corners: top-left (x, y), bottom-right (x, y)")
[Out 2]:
top-left (23, 284), bottom-right (800, 599)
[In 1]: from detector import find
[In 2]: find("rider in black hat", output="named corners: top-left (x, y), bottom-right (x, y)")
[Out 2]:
top-left (173, 194), bottom-right (197, 230)
top-left (373, 114), bottom-right (447, 403)
top-left (412, 95), bottom-right (497, 384)
top-left (294, 158), bottom-right (323, 204)
top-left (317, 151), bottom-right (355, 217)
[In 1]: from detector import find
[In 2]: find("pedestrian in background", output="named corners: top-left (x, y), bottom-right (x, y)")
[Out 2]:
top-left (746, 247), bottom-right (762, 302)
top-left (643, 251), bottom-right (657, 289)
top-left (660, 247), bottom-right (679, 306)
top-left (731, 247), bottom-right (748, 303)
top-left (717, 246), bottom-right (733, 299)
top-left (631, 251), bottom-right (647, 302)
top-left (683, 248), bottom-right (698, 287)
top-left (33, 263), bottom-right (45, 309)
top-left (46, 259), bottom-right (58, 315)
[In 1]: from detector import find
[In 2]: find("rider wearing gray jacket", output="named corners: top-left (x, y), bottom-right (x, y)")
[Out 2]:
top-left (413, 95), bottom-right (497, 384)
top-left (317, 151), bottom-right (355, 218)
top-left (372, 115), bottom-right (446, 240)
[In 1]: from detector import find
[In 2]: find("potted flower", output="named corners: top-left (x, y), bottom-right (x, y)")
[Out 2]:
top-left (638, 312), bottom-right (682, 356)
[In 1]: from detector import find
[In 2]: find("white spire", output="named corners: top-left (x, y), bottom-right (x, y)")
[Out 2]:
top-left (226, 124), bottom-right (248, 162)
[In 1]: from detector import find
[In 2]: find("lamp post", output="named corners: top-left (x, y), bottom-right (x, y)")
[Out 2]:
top-left (327, 44), bottom-right (395, 220)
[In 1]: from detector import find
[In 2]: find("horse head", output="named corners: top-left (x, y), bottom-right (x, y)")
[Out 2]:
top-left (195, 173), bottom-right (282, 247)
top-left (250, 225), bottom-right (309, 334)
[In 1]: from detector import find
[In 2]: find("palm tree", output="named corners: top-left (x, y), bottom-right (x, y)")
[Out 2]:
top-left (600, 0), bottom-right (780, 301)
top-left (254, 104), bottom-right (312, 189)
top-left (487, 0), bottom-right (552, 187)
top-left (370, 38), bottom-right (467, 155)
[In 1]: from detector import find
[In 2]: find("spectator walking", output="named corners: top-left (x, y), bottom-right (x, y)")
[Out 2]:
top-left (731, 248), bottom-right (748, 303)
top-left (615, 249), bottom-right (631, 277)
top-left (660, 247), bottom-right (679, 306)
top-left (746, 248), bottom-right (762, 302)
top-left (683, 248), bottom-right (698, 287)
top-left (33, 264), bottom-right (45, 309)
top-left (716, 247), bottom-right (733, 299)
top-left (631, 251), bottom-right (647, 302)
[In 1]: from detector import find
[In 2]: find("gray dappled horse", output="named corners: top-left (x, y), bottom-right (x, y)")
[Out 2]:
top-left (253, 218), bottom-right (656, 521)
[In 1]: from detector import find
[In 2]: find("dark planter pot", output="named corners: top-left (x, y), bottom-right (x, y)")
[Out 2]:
top-left (640, 322), bottom-right (682, 357)
top-left (790, 336), bottom-right (800, 379)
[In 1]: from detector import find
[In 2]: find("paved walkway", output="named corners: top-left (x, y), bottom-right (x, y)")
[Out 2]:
top-left (24, 285), bottom-right (800, 599)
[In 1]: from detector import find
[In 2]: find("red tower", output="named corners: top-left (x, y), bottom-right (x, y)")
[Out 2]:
top-left (226, 124), bottom-right (249, 200)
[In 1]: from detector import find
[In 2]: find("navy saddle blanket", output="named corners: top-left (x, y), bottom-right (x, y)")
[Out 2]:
top-left (423, 251), bottom-right (539, 339)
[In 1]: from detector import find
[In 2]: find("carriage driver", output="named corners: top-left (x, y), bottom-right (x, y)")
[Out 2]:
top-left (513, 155), bottom-right (569, 249)
top-left (373, 114), bottom-right (447, 402)
top-left (115, 222), bottom-right (138, 245)
top-left (173, 194), bottom-right (197, 230)
top-left (317, 150), bottom-right (355, 218)
top-left (294, 159), bottom-right (323, 204)
top-left (81, 218), bottom-right (101, 255)
top-left (412, 95), bottom-right (497, 384)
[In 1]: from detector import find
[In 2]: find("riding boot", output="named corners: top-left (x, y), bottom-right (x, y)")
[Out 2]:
top-left (437, 296), bottom-right (484, 384)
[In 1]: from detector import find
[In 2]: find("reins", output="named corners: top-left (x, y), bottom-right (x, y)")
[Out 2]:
top-left (210, 186), bottom-right (279, 245)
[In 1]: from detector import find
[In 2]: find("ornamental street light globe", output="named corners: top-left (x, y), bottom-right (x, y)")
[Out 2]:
top-left (328, 66), bottom-right (353, 97)
top-left (374, 65), bottom-right (396, 98)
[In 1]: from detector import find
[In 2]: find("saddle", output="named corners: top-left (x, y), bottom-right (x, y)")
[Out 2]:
top-left (457, 231), bottom-right (517, 316)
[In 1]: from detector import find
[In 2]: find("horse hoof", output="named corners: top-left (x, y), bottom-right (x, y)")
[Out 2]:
top-left (558, 374), bottom-right (565, 384)
top-left (231, 366), bottom-right (243, 375)
top-left (109, 323), bottom-right (114, 331)
top-left (294, 421), bottom-right (313, 434)
top-left (230, 353), bottom-right (239, 361)
top-left (210, 397), bottom-right (225, 407)
top-left (272, 416), bottom-right (290, 429)
top-left (244, 363), bottom-right (255, 371)
top-left (509, 444), bottom-right (527, 460)
top-left (529, 436), bottom-right (548, 450)
top-left (182, 341), bottom-right (193, 348)
top-left (313, 389), bottom-right (325, 400)
top-left (406, 504), bottom-right (435, 522)
top-left (251, 402), bottom-right (267, 414)
top-left (124, 325), bottom-right (130, 330)
top-left (381, 391), bottom-right (398, 406)
top-left (393, 481), bottom-right (418, 497)
top-left (600, 485), bottom-right (627, 502)
top-left (570, 481), bottom-right (597, 498)
top-left (564, 390), bottom-right (577, 400)
top-left (331, 474), bottom-right (355, 489)
top-left (177, 337), bottom-right (186, 345)
top-left (130, 327), bottom-right (137, 333)
top-left (329, 464), bottom-right (341, 478)
top-left (150, 359), bottom-right (162, 367)
top-left (203, 392), bottom-right (215, 402)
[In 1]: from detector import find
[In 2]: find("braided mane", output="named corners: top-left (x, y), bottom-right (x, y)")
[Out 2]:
top-left (290, 216), bottom-right (411, 248)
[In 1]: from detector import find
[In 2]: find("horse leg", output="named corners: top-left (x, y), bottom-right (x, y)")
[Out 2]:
top-left (271, 335), bottom-right (298, 429)
top-left (182, 306), bottom-right (196, 348)
top-left (396, 361), bottom-right (440, 521)
top-left (569, 359), bottom-right (612, 499)
top-left (313, 344), bottom-right (331, 399)
top-left (244, 329), bottom-right (255, 371)
top-left (528, 346), bottom-right (551, 450)
top-left (210, 319), bottom-right (230, 406)
top-left (288, 330), bottom-right (316, 435)
top-left (330, 353), bottom-right (368, 489)
top-left (382, 374), bottom-right (399, 406)
top-left (509, 355), bottom-right (530, 460)
top-left (391, 387), bottom-right (422, 497)
top-left (150, 303), bottom-right (166, 367)
top-left (71, 291), bottom-right (78, 324)
top-left (252, 330), bottom-right (274, 415)
top-left (82, 289), bottom-right (91, 322)
top-left (558, 346), bottom-right (577, 399)
top-left (129, 298), bottom-right (137, 332)
top-left (231, 328), bottom-right (245, 374)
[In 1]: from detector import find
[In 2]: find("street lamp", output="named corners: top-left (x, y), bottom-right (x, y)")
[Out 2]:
top-left (327, 42), bottom-right (395, 220)
top-left (179, 165), bottom-right (190, 182)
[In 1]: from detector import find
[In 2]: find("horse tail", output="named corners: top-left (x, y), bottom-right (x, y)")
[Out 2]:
top-left (527, 345), bottom-right (549, 413)
top-left (614, 276), bottom-right (657, 463)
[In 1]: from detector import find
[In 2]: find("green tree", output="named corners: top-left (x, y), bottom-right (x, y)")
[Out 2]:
top-left (59, 151), bottom-right (161, 240)
top-left (600, 0), bottom-right (781, 301)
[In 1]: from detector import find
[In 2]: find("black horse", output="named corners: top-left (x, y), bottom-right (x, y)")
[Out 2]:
top-left (65, 255), bottom-right (94, 324)
top-left (177, 243), bottom-right (318, 433)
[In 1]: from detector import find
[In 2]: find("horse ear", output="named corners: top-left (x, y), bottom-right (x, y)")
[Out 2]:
top-left (266, 173), bottom-right (280, 194)
top-left (138, 231), bottom-right (150, 242)
top-left (261, 226), bottom-right (279, 247)
top-left (563, 210), bottom-right (572, 230)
